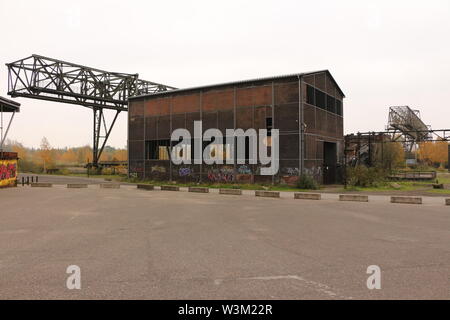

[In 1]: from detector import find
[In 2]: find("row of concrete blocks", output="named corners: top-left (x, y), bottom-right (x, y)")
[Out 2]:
top-left (28, 183), bottom-right (450, 205)
top-left (136, 184), bottom-right (450, 205)
top-left (295, 194), bottom-right (428, 205)
top-left (30, 183), bottom-right (121, 189)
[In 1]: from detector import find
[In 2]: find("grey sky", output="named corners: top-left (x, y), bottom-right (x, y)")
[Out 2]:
top-left (1, 0), bottom-right (449, 148)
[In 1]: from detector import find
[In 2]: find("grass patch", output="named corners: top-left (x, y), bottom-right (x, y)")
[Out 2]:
top-left (342, 181), bottom-right (429, 192)
top-left (426, 189), bottom-right (450, 195)
top-left (124, 178), bottom-right (318, 192)
top-left (65, 173), bottom-right (126, 181)
top-left (436, 173), bottom-right (450, 184)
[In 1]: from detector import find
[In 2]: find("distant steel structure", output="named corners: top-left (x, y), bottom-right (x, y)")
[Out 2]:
top-left (6, 54), bottom-right (176, 167)
top-left (345, 106), bottom-right (450, 168)
top-left (345, 129), bottom-right (450, 167)
top-left (387, 106), bottom-right (431, 151)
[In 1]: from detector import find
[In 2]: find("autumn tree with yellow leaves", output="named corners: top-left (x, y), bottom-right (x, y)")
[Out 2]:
top-left (38, 137), bottom-right (57, 172)
top-left (4, 138), bottom-right (127, 173)
top-left (375, 141), bottom-right (405, 170)
top-left (418, 141), bottom-right (449, 167)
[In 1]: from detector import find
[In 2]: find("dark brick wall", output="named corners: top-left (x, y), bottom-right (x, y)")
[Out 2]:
top-left (128, 73), bottom-right (344, 184)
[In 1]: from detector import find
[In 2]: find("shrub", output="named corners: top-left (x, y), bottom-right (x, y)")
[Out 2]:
top-left (18, 159), bottom-right (42, 173)
top-left (346, 166), bottom-right (387, 188)
top-left (58, 168), bottom-right (70, 175)
top-left (296, 174), bottom-right (319, 190)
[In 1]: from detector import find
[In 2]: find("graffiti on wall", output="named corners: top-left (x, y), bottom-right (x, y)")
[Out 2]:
top-left (304, 166), bottom-right (322, 179)
top-left (178, 167), bottom-right (192, 177)
top-left (279, 166), bottom-right (322, 185)
top-left (129, 162), bottom-right (144, 179)
top-left (151, 165), bottom-right (166, 173)
top-left (0, 160), bottom-right (17, 187)
top-left (237, 165), bottom-right (252, 175)
top-left (207, 166), bottom-right (234, 182)
top-left (281, 167), bottom-right (300, 176)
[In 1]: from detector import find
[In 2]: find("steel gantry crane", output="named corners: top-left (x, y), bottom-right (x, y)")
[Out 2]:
top-left (6, 54), bottom-right (176, 167)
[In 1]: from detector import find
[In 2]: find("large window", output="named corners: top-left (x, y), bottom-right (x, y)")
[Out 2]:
top-left (336, 100), bottom-right (342, 116)
top-left (306, 85), bottom-right (315, 105)
top-left (145, 135), bottom-right (275, 163)
top-left (146, 140), bottom-right (170, 160)
top-left (315, 89), bottom-right (326, 109)
top-left (203, 139), bottom-right (233, 162)
top-left (266, 117), bottom-right (272, 137)
top-left (306, 85), bottom-right (342, 116)
top-left (149, 138), bottom-right (234, 163)
top-left (172, 139), bottom-right (191, 162)
top-left (327, 95), bottom-right (336, 113)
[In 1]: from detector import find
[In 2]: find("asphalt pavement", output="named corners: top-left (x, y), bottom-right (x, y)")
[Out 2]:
top-left (0, 185), bottom-right (449, 299)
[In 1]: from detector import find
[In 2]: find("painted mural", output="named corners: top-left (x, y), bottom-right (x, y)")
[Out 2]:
top-left (0, 159), bottom-right (18, 188)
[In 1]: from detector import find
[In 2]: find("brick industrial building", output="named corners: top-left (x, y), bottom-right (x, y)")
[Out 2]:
top-left (128, 71), bottom-right (344, 184)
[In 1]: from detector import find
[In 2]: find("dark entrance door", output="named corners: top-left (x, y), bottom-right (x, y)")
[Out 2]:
top-left (323, 142), bottom-right (337, 184)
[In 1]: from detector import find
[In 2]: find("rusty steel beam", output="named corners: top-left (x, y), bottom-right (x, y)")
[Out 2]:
top-left (5, 54), bottom-right (177, 167)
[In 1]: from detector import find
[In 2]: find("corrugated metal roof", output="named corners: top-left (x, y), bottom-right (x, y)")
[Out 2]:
top-left (0, 96), bottom-right (20, 112)
top-left (129, 70), bottom-right (345, 100)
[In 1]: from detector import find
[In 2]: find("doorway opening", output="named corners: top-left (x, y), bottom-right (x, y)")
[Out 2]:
top-left (323, 142), bottom-right (337, 184)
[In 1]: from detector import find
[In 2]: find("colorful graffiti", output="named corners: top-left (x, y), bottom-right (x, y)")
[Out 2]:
top-left (0, 160), bottom-right (17, 187)
top-left (178, 167), bottom-right (192, 177)
top-left (237, 165), bottom-right (252, 174)
top-left (207, 166), bottom-right (234, 182)
top-left (129, 162), bottom-right (144, 179)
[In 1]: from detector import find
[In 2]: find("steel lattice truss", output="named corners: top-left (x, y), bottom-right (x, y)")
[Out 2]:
top-left (6, 54), bottom-right (176, 166)
top-left (6, 54), bottom-right (175, 111)
top-left (387, 106), bottom-right (431, 146)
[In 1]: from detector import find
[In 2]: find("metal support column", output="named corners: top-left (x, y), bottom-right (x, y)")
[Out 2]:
top-left (0, 108), bottom-right (16, 152)
top-left (92, 107), bottom-right (121, 167)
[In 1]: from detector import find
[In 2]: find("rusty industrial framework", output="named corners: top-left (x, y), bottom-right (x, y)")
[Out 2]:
top-left (345, 106), bottom-right (450, 167)
top-left (387, 106), bottom-right (431, 151)
top-left (345, 129), bottom-right (450, 167)
top-left (6, 54), bottom-right (176, 167)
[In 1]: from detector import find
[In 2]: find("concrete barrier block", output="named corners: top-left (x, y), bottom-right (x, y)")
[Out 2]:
top-left (219, 189), bottom-right (242, 195)
top-left (160, 185), bottom-right (180, 191)
top-left (67, 184), bottom-right (88, 188)
top-left (255, 190), bottom-right (280, 198)
top-left (100, 183), bottom-right (120, 189)
top-left (188, 187), bottom-right (209, 193)
top-left (339, 194), bottom-right (369, 202)
top-left (137, 184), bottom-right (154, 191)
top-left (390, 196), bottom-right (422, 205)
top-left (294, 193), bottom-right (321, 200)
top-left (31, 183), bottom-right (52, 187)
top-left (445, 199), bottom-right (450, 206)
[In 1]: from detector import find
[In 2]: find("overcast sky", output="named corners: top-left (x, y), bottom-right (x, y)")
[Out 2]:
top-left (1, 0), bottom-right (449, 149)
